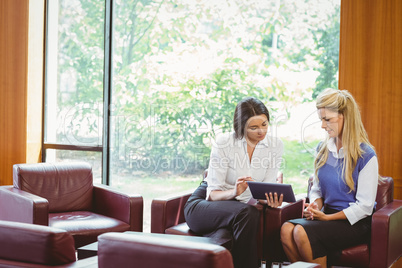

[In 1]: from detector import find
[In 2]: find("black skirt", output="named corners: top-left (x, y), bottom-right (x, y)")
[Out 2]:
top-left (287, 208), bottom-right (371, 260)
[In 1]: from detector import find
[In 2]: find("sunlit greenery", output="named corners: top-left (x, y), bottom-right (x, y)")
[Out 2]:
top-left (52, 0), bottom-right (339, 175)
top-left (47, 0), bottom-right (340, 231)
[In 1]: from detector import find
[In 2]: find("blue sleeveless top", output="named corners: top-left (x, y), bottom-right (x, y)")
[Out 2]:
top-left (317, 143), bottom-right (376, 211)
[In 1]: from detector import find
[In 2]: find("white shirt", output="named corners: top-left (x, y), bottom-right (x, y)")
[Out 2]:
top-left (309, 138), bottom-right (379, 225)
top-left (206, 132), bottom-right (284, 203)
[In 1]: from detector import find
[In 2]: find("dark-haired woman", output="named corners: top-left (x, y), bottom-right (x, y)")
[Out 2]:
top-left (184, 97), bottom-right (284, 268)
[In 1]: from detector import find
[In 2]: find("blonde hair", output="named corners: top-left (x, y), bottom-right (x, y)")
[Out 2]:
top-left (314, 88), bottom-right (375, 192)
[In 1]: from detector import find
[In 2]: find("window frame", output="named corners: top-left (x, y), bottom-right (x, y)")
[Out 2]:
top-left (42, 0), bottom-right (113, 185)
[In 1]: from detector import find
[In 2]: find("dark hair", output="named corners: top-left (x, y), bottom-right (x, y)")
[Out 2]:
top-left (233, 97), bottom-right (270, 139)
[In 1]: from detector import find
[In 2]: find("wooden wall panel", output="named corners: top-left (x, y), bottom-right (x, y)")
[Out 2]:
top-left (0, 0), bottom-right (44, 186)
top-left (339, 0), bottom-right (402, 199)
top-left (0, 0), bottom-right (29, 186)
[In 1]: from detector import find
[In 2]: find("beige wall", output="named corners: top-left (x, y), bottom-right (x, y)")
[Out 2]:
top-left (0, 0), bottom-right (44, 185)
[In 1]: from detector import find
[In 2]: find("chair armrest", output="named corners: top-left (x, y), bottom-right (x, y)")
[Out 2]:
top-left (0, 220), bottom-right (76, 265)
top-left (370, 199), bottom-right (402, 268)
top-left (93, 184), bottom-right (143, 232)
top-left (264, 199), bottom-right (304, 231)
top-left (151, 193), bottom-right (192, 233)
top-left (264, 199), bottom-right (304, 261)
top-left (0, 186), bottom-right (48, 225)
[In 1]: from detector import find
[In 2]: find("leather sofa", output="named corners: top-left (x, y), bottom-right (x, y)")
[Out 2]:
top-left (306, 176), bottom-right (402, 268)
top-left (0, 220), bottom-right (98, 267)
top-left (0, 162), bottom-right (143, 248)
top-left (97, 231), bottom-right (234, 268)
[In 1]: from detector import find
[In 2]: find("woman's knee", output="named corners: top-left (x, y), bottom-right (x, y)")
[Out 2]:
top-left (280, 222), bottom-right (295, 245)
top-left (244, 204), bottom-right (260, 220)
top-left (247, 204), bottom-right (259, 217)
top-left (234, 204), bottom-right (260, 226)
top-left (293, 224), bottom-right (309, 245)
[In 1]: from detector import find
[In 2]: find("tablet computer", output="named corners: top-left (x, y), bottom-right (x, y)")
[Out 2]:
top-left (247, 181), bottom-right (296, 202)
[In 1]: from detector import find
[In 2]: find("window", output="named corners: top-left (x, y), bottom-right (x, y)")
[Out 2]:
top-left (44, 0), bottom-right (340, 231)
top-left (44, 0), bottom-right (105, 183)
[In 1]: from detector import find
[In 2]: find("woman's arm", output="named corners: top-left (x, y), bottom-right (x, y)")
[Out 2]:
top-left (308, 208), bottom-right (347, 221)
top-left (208, 177), bottom-right (253, 201)
top-left (305, 198), bottom-right (347, 221)
top-left (343, 156), bottom-right (379, 225)
top-left (205, 134), bottom-right (231, 200)
top-left (309, 176), bottom-right (322, 205)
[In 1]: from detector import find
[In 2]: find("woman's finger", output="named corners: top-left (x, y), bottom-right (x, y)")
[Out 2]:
top-left (278, 193), bottom-right (283, 206)
top-left (265, 192), bottom-right (272, 206)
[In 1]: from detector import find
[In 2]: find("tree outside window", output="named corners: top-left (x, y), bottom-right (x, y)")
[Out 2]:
top-left (45, 0), bottom-right (340, 231)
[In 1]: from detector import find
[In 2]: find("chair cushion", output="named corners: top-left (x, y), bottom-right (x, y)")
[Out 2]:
top-left (336, 244), bottom-right (370, 268)
top-left (0, 220), bottom-right (76, 265)
top-left (165, 222), bottom-right (198, 236)
top-left (166, 223), bottom-right (233, 250)
top-left (49, 211), bottom-right (131, 248)
top-left (13, 162), bottom-right (93, 213)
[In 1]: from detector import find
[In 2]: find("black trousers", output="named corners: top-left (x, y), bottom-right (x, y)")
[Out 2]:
top-left (184, 181), bottom-right (259, 268)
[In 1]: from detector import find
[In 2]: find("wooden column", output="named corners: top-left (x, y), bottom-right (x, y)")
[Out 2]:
top-left (0, 0), bottom-right (44, 186)
top-left (339, 0), bottom-right (402, 199)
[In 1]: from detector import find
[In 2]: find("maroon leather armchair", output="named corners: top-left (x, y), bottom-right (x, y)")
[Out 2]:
top-left (151, 170), bottom-right (233, 247)
top-left (0, 162), bottom-right (143, 248)
top-left (151, 171), bottom-right (304, 264)
top-left (97, 232), bottom-right (234, 268)
top-left (150, 171), bottom-right (264, 257)
top-left (306, 176), bottom-right (402, 268)
top-left (150, 182), bottom-right (238, 251)
top-left (0, 220), bottom-right (98, 267)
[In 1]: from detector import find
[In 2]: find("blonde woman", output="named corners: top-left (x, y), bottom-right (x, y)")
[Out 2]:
top-left (280, 89), bottom-right (379, 267)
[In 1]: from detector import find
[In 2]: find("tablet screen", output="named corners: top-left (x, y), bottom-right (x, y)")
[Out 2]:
top-left (247, 181), bottom-right (296, 202)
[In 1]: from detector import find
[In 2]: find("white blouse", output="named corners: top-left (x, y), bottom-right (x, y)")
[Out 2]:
top-left (205, 132), bottom-right (284, 203)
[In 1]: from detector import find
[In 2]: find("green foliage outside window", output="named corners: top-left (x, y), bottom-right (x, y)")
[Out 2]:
top-left (50, 0), bottom-right (340, 179)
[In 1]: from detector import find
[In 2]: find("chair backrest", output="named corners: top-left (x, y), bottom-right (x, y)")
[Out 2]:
top-left (0, 220), bottom-right (76, 265)
top-left (13, 162), bottom-right (93, 213)
top-left (375, 176), bottom-right (394, 210)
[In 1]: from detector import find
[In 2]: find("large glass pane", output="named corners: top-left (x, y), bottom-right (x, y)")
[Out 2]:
top-left (110, 0), bottom-right (340, 231)
top-left (45, 0), bottom-right (105, 152)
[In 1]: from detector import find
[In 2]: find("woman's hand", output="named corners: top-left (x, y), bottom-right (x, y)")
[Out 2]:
top-left (303, 202), bottom-right (318, 219)
top-left (305, 203), bottom-right (347, 222)
top-left (304, 200), bottom-right (330, 221)
top-left (209, 176), bottom-right (253, 201)
top-left (265, 192), bottom-right (283, 208)
top-left (306, 207), bottom-right (328, 221)
top-left (233, 176), bottom-right (253, 197)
